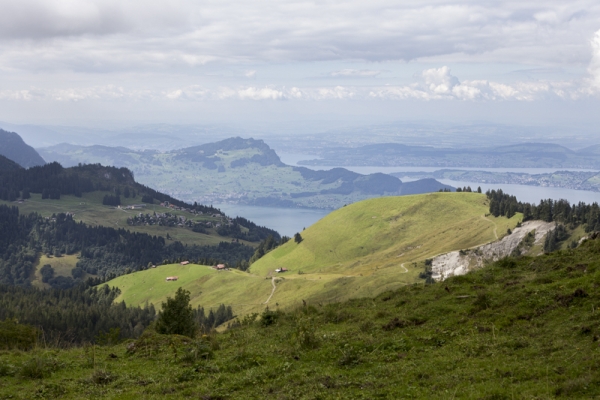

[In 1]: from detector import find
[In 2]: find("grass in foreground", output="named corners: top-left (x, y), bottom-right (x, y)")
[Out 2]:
top-left (2, 236), bottom-right (600, 398)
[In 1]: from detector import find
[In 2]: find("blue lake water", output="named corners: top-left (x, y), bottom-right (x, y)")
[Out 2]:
top-left (213, 203), bottom-right (330, 237)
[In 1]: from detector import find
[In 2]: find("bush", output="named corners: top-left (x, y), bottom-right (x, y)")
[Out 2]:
top-left (260, 308), bottom-right (279, 327)
top-left (18, 357), bottom-right (59, 379)
top-left (90, 369), bottom-right (117, 385)
top-left (0, 319), bottom-right (38, 350)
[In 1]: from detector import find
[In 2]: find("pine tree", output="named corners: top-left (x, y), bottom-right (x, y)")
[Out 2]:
top-left (155, 288), bottom-right (196, 337)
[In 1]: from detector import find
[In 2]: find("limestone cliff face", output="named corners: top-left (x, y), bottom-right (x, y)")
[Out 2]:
top-left (431, 220), bottom-right (555, 281)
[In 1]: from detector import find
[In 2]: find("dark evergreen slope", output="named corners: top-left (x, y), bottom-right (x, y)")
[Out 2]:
top-left (0, 154), bottom-right (22, 171)
top-left (0, 205), bottom-right (255, 287)
top-left (0, 284), bottom-right (156, 345)
top-left (0, 129), bottom-right (46, 168)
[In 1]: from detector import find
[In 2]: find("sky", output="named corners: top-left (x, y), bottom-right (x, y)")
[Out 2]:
top-left (0, 0), bottom-right (599, 130)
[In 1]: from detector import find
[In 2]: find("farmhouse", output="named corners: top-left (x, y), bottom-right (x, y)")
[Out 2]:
top-left (180, 261), bottom-right (190, 265)
top-left (214, 264), bottom-right (227, 270)
top-left (165, 276), bottom-right (178, 281)
top-left (275, 267), bottom-right (288, 273)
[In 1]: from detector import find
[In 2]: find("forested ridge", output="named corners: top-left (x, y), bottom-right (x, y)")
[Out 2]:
top-left (0, 205), bottom-right (255, 287)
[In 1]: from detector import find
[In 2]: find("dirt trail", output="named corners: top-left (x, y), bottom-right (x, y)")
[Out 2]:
top-left (481, 215), bottom-right (498, 239)
top-left (400, 263), bottom-right (408, 273)
top-left (263, 277), bottom-right (278, 304)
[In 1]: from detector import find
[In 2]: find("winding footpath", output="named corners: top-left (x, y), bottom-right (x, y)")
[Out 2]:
top-left (264, 277), bottom-right (278, 304)
top-left (481, 215), bottom-right (498, 239)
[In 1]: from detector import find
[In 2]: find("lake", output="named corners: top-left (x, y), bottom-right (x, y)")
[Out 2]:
top-left (213, 203), bottom-right (330, 237)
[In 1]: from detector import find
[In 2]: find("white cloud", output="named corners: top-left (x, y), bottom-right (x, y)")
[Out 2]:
top-left (0, 0), bottom-right (599, 72)
top-left (586, 29), bottom-right (600, 92)
top-left (330, 69), bottom-right (381, 78)
top-left (237, 87), bottom-right (285, 100)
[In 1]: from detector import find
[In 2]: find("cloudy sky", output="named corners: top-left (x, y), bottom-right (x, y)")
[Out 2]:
top-left (0, 0), bottom-right (599, 129)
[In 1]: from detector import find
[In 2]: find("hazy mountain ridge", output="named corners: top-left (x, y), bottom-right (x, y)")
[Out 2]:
top-left (299, 142), bottom-right (600, 168)
top-left (394, 169), bottom-right (600, 193)
top-left (38, 137), bottom-right (452, 209)
top-left (0, 129), bottom-right (46, 168)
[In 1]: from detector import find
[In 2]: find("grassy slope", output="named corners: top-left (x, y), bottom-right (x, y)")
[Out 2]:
top-left (109, 264), bottom-right (272, 316)
top-left (1, 193), bottom-right (240, 247)
top-left (107, 193), bottom-right (521, 316)
top-left (2, 234), bottom-right (600, 398)
top-left (30, 254), bottom-right (81, 289)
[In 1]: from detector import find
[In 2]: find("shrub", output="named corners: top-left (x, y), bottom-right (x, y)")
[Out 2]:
top-left (19, 357), bottom-right (56, 379)
top-left (90, 369), bottom-right (117, 385)
top-left (0, 319), bottom-right (38, 350)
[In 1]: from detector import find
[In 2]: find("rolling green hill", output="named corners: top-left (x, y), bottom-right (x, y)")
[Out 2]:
top-left (38, 137), bottom-right (452, 209)
top-left (106, 193), bottom-right (521, 316)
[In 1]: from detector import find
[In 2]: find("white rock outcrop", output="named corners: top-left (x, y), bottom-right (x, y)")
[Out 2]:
top-left (431, 220), bottom-right (555, 281)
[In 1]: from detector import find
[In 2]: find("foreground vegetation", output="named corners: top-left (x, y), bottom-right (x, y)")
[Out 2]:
top-left (3, 233), bottom-right (600, 398)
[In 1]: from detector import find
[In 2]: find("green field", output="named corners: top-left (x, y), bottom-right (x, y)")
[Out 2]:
top-left (108, 264), bottom-right (273, 317)
top-left (31, 254), bottom-right (81, 289)
top-left (107, 193), bottom-right (522, 315)
top-left (0, 193), bottom-right (253, 247)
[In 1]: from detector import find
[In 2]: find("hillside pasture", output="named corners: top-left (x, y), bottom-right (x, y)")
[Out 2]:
top-left (1, 193), bottom-right (251, 247)
top-left (107, 263), bottom-right (273, 316)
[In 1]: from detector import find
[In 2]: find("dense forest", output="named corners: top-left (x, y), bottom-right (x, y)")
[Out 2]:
top-left (0, 283), bottom-right (155, 345)
top-left (0, 283), bottom-right (236, 347)
top-left (0, 205), bottom-right (255, 287)
top-left (486, 189), bottom-right (600, 231)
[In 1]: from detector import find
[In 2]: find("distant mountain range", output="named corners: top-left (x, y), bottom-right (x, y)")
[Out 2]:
top-left (298, 142), bottom-right (600, 169)
top-left (0, 129), bottom-right (46, 168)
top-left (39, 137), bottom-right (452, 209)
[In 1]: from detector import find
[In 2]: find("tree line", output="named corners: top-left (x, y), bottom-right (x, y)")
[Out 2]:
top-left (486, 189), bottom-right (600, 231)
top-left (0, 283), bottom-right (156, 346)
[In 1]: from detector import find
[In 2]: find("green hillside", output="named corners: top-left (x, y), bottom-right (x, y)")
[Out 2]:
top-left (251, 192), bottom-right (519, 277)
top-left (107, 193), bottom-right (521, 315)
top-left (108, 263), bottom-right (272, 316)
top-left (3, 230), bottom-right (600, 398)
